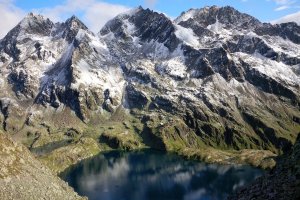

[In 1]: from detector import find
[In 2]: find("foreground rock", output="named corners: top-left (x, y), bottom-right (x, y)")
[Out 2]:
top-left (0, 132), bottom-right (85, 200)
top-left (228, 134), bottom-right (300, 200)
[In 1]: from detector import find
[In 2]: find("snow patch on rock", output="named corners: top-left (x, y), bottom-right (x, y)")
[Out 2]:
top-left (175, 9), bottom-right (197, 24)
top-left (156, 57), bottom-right (187, 79)
top-left (175, 25), bottom-right (200, 49)
top-left (235, 52), bottom-right (300, 86)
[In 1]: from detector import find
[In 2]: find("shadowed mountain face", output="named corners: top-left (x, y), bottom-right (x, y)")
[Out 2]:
top-left (0, 6), bottom-right (299, 158)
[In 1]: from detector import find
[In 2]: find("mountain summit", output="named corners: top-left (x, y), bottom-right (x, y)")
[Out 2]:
top-left (0, 6), bottom-right (299, 169)
top-left (176, 6), bottom-right (261, 29)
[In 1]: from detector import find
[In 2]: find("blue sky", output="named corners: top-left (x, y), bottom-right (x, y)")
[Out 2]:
top-left (0, 0), bottom-right (300, 37)
top-left (13, 0), bottom-right (300, 22)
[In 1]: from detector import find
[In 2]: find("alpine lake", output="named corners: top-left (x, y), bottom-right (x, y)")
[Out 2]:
top-left (60, 149), bottom-right (264, 200)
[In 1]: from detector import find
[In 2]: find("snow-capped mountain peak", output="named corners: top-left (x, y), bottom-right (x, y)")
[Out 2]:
top-left (0, 6), bottom-right (300, 154)
top-left (176, 6), bottom-right (260, 31)
top-left (64, 15), bottom-right (88, 31)
top-left (17, 13), bottom-right (54, 37)
top-left (50, 15), bottom-right (89, 43)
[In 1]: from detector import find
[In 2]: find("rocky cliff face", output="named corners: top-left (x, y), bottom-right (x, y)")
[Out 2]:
top-left (0, 6), bottom-right (299, 168)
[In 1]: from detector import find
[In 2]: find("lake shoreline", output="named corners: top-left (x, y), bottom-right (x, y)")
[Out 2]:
top-left (36, 136), bottom-right (277, 175)
top-left (60, 149), bottom-right (265, 200)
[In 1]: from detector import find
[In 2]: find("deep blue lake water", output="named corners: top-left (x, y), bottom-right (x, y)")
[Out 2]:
top-left (61, 150), bottom-right (263, 200)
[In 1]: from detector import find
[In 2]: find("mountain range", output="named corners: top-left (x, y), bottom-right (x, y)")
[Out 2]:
top-left (0, 4), bottom-right (300, 178)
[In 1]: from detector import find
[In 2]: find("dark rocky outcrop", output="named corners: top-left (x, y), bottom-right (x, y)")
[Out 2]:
top-left (52, 16), bottom-right (89, 43)
top-left (125, 84), bottom-right (148, 109)
top-left (228, 134), bottom-right (300, 200)
top-left (255, 22), bottom-right (300, 44)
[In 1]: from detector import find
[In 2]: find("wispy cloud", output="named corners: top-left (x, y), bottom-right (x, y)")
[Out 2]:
top-left (82, 1), bottom-right (131, 32)
top-left (269, 0), bottom-right (299, 11)
top-left (272, 10), bottom-right (300, 24)
top-left (0, 0), bottom-right (25, 38)
top-left (274, 5), bottom-right (290, 11)
top-left (272, 0), bottom-right (292, 5)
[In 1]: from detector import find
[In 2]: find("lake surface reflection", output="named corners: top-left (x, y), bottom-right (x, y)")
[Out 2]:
top-left (61, 150), bottom-right (263, 200)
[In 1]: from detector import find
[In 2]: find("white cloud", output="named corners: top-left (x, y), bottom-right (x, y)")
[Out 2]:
top-left (35, 0), bottom-right (131, 33)
top-left (83, 2), bottom-right (131, 32)
top-left (269, 0), bottom-right (299, 11)
top-left (271, 10), bottom-right (300, 24)
top-left (274, 5), bottom-right (290, 11)
top-left (273, 0), bottom-right (291, 4)
top-left (0, 0), bottom-right (131, 38)
top-left (0, 0), bottom-right (25, 38)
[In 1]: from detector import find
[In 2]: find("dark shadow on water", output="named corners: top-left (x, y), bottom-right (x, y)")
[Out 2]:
top-left (60, 150), bottom-right (264, 200)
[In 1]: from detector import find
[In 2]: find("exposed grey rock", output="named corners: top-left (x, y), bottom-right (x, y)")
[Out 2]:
top-left (0, 132), bottom-right (85, 200)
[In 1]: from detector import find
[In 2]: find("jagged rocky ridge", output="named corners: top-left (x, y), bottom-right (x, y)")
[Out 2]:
top-left (0, 6), bottom-right (300, 167)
